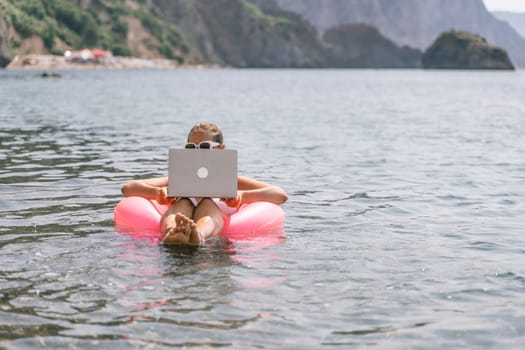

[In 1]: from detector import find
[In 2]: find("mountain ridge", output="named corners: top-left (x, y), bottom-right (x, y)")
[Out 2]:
top-left (493, 11), bottom-right (525, 38)
top-left (275, 0), bottom-right (525, 67)
top-left (0, 0), bottom-right (516, 69)
top-left (0, 0), bottom-right (421, 68)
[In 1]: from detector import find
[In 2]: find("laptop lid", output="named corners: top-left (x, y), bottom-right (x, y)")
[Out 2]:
top-left (168, 149), bottom-right (237, 198)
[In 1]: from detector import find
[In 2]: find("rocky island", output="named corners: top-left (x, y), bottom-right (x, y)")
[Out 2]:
top-left (422, 30), bottom-right (515, 70)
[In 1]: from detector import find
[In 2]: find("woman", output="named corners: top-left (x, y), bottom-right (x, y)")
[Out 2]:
top-left (121, 122), bottom-right (288, 245)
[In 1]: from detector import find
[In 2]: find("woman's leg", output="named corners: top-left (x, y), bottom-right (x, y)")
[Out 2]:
top-left (162, 198), bottom-right (224, 245)
top-left (190, 198), bottom-right (225, 244)
top-left (161, 198), bottom-right (194, 244)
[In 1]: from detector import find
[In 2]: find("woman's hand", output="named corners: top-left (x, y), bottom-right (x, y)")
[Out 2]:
top-left (157, 187), bottom-right (174, 205)
top-left (221, 191), bottom-right (245, 208)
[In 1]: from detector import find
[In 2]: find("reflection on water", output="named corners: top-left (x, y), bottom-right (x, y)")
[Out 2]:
top-left (1, 69), bottom-right (525, 348)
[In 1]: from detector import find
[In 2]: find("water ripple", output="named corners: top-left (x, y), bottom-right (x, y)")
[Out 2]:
top-left (1, 69), bottom-right (525, 348)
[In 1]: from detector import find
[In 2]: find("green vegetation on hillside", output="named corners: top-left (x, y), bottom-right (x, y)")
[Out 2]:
top-left (422, 30), bottom-right (514, 70)
top-left (0, 0), bottom-right (190, 61)
top-left (242, 0), bottom-right (294, 27)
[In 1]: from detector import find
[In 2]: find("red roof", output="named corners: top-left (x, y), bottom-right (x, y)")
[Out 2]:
top-left (90, 49), bottom-right (111, 58)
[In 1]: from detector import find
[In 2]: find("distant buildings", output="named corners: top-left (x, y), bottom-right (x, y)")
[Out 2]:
top-left (7, 48), bottom-right (178, 69)
top-left (64, 48), bottom-right (113, 64)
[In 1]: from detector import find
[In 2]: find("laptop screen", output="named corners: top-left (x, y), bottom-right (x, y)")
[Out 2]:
top-left (167, 149), bottom-right (237, 198)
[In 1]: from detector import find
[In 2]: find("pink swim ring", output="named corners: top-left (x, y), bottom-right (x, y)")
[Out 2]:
top-left (114, 197), bottom-right (286, 240)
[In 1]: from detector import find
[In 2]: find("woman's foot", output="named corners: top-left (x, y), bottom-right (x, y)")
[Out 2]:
top-left (162, 213), bottom-right (203, 245)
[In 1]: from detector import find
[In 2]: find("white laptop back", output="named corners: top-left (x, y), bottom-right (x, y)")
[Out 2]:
top-left (168, 149), bottom-right (237, 198)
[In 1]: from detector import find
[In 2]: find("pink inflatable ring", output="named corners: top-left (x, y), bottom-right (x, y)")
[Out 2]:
top-left (114, 197), bottom-right (286, 239)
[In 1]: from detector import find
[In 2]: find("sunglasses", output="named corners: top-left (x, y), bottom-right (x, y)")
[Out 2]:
top-left (184, 141), bottom-right (222, 149)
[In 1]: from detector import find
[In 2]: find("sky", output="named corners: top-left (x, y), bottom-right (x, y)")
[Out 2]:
top-left (483, 0), bottom-right (525, 12)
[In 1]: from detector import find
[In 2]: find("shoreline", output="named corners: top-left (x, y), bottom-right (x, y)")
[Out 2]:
top-left (4, 54), bottom-right (222, 70)
top-left (3, 54), bottom-right (521, 71)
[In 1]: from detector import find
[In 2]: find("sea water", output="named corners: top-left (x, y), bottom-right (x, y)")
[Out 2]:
top-left (0, 69), bottom-right (524, 349)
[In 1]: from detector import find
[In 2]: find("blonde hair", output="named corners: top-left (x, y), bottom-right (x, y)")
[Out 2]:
top-left (187, 122), bottom-right (224, 143)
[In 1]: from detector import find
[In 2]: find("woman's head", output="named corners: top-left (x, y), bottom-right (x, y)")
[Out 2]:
top-left (186, 122), bottom-right (224, 149)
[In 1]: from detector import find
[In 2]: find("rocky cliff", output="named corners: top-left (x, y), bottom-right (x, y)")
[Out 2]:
top-left (0, 0), bottom-right (422, 68)
top-left (323, 24), bottom-right (421, 68)
top-left (275, 0), bottom-right (525, 67)
top-left (150, 0), bottom-right (419, 68)
top-left (150, 0), bottom-right (326, 67)
top-left (422, 30), bottom-right (514, 70)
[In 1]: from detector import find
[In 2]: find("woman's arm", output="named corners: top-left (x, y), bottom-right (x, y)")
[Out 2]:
top-left (121, 177), bottom-right (171, 203)
top-left (222, 176), bottom-right (288, 207)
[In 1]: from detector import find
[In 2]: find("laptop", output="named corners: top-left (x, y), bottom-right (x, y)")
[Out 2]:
top-left (168, 149), bottom-right (238, 198)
